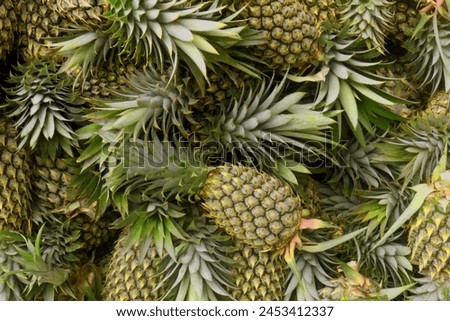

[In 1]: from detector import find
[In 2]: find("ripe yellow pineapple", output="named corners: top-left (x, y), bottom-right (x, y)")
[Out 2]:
top-left (408, 170), bottom-right (450, 279)
top-left (230, 244), bottom-right (286, 300)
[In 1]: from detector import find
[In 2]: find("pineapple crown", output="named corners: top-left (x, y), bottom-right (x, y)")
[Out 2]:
top-left (1, 59), bottom-right (84, 159)
top-left (159, 214), bottom-right (235, 301)
top-left (85, 65), bottom-right (197, 141)
top-left (302, 25), bottom-right (408, 146)
top-left (405, 3), bottom-right (450, 93)
top-left (52, 0), bottom-right (255, 86)
top-left (339, 0), bottom-right (394, 53)
top-left (105, 134), bottom-right (209, 210)
top-left (201, 73), bottom-right (336, 183)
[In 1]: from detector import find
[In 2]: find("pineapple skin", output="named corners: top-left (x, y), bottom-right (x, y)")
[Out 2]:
top-left (102, 229), bottom-right (165, 301)
top-left (408, 171), bottom-right (450, 280)
top-left (199, 163), bottom-right (301, 252)
top-left (32, 156), bottom-right (72, 211)
top-left (0, 117), bottom-right (32, 234)
top-left (230, 244), bottom-right (286, 301)
top-left (239, 0), bottom-right (321, 72)
top-left (0, 0), bottom-right (16, 60)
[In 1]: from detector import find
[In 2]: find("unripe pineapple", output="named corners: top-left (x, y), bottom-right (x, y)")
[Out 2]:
top-left (238, 0), bottom-right (321, 72)
top-left (408, 170), bottom-right (450, 280)
top-left (46, 0), bottom-right (109, 28)
top-left (32, 156), bottom-right (72, 211)
top-left (102, 229), bottom-right (165, 301)
top-left (0, 117), bottom-right (33, 233)
top-left (69, 206), bottom-right (118, 253)
top-left (199, 163), bottom-right (302, 252)
top-left (230, 244), bottom-right (286, 300)
top-left (304, 0), bottom-right (340, 26)
top-left (390, 0), bottom-right (420, 44)
top-left (0, 0), bottom-right (16, 60)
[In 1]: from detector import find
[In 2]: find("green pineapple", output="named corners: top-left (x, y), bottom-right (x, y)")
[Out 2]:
top-left (32, 156), bottom-right (73, 211)
top-left (408, 170), bottom-right (450, 280)
top-left (237, 0), bottom-right (322, 72)
top-left (199, 162), bottom-right (302, 251)
top-left (405, 1), bottom-right (450, 93)
top-left (102, 228), bottom-right (165, 301)
top-left (229, 244), bottom-right (286, 301)
top-left (389, 0), bottom-right (420, 44)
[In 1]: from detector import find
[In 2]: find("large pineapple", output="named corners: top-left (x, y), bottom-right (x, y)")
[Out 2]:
top-left (389, 0), bottom-right (420, 44)
top-left (237, 0), bottom-right (322, 72)
top-left (408, 170), bottom-right (450, 280)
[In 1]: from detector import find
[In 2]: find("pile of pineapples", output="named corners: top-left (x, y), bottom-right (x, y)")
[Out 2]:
top-left (0, 0), bottom-right (449, 301)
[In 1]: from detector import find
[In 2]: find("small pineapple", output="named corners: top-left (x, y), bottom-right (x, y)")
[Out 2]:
top-left (229, 244), bottom-right (286, 301)
top-left (408, 170), bottom-right (450, 280)
top-left (1, 59), bottom-right (83, 159)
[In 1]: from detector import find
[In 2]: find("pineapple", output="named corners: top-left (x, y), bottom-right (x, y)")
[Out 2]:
top-left (340, 0), bottom-right (394, 52)
top-left (0, 0), bottom-right (16, 60)
top-left (16, 0), bottom-right (62, 61)
top-left (46, 0), bottom-right (108, 28)
top-left (229, 244), bottom-right (286, 301)
top-left (0, 117), bottom-right (33, 234)
top-left (389, 0), bottom-right (420, 44)
top-left (199, 163), bottom-right (302, 251)
top-left (32, 156), bottom-right (72, 211)
top-left (304, 0), bottom-right (340, 26)
top-left (408, 170), bottom-right (450, 280)
top-left (102, 228), bottom-right (165, 301)
top-left (237, 0), bottom-right (321, 72)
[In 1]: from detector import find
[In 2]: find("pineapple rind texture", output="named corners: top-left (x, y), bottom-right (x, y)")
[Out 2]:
top-left (230, 244), bottom-right (286, 301)
top-left (239, 0), bottom-right (321, 72)
top-left (199, 163), bottom-right (301, 252)
top-left (102, 229), bottom-right (165, 301)
top-left (408, 171), bottom-right (450, 280)
top-left (0, 117), bottom-right (32, 234)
